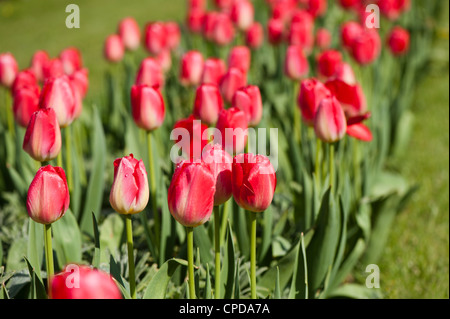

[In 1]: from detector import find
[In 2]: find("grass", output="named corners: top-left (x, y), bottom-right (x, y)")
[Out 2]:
top-left (0, 0), bottom-right (448, 299)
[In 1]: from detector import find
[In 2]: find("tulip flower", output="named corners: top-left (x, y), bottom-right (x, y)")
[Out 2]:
top-left (0, 52), bottom-right (18, 88)
top-left (201, 58), bottom-right (227, 86)
top-left (317, 50), bottom-right (343, 79)
top-left (202, 11), bottom-right (220, 41)
top-left (231, 85), bottom-right (263, 127)
top-left (180, 50), bottom-right (204, 87)
top-left (30, 50), bottom-right (49, 82)
top-left (219, 67), bottom-right (247, 104)
top-left (42, 58), bottom-right (65, 80)
top-left (228, 46), bottom-right (251, 74)
top-left (50, 265), bottom-right (122, 299)
top-left (193, 83), bottom-right (224, 125)
top-left (173, 115), bottom-right (209, 160)
top-left (332, 62), bottom-right (356, 85)
top-left (11, 69), bottom-right (38, 95)
top-left (346, 112), bottom-right (373, 142)
top-left (167, 160), bottom-right (216, 299)
top-left (214, 0), bottom-right (233, 11)
top-left (165, 22), bottom-right (181, 51)
top-left (118, 17), bottom-right (141, 51)
top-left (186, 8), bottom-right (205, 34)
top-left (59, 47), bottom-right (83, 76)
top-left (284, 45), bottom-right (309, 81)
top-left (104, 34), bottom-right (125, 63)
top-left (245, 22), bottom-right (264, 49)
top-left (144, 22), bottom-right (167, 56)
top-left (340, 21), bottom-right (363, 50)
top-left (387, 26), bottom-right (410, 56)
top-left (338, 0), bottom-right (360, 11)
top-left (325, 78), bottom-right (367, 118)
top-left (315, 28), bottom-right (332, 51)
top-left (314, 95), bottom-right (347, 144)
top-left (350, 29), bottom-right (381, 65)
top-left (13, 85), bottom-right (40, 128)
top-left (135, 57), bottom-right (164, 88)
top-left (305, 0), bottom-right (327, 18)
top-left (188, 0), bottom-right (206, 11)
top-left (267, 18), bottom-right (285, 45)
top-left (211, 13), bottom-right (235, 46)
top-left (232, 153), bottom-right (276, 298)
top-left (216, 107), bottom-right (248, 155)
top-left (287, 12), bottom-right (314, 54)
top-left (131, 84), bottom-right (165, 131)
top-left (230, 0), bottom-right (254, 31)
top-left (379, 0), bottom-right (410, 20)
top-left (298, 78), bottom-right (332, 126)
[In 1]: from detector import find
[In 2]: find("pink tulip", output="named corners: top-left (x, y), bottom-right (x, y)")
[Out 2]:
top-left (0, 53), bottom-right (18, 88)
top-left (298, 78), bottom-right (331, 126)
top-left (212, 13), bottom-right (235, 46)
top-left (104, 34), bottom-right (125, 63)
top-left (165, 22), bottom-right (181, 50)
top-left (167, 160), bottom-right (216, 227)
top-left (379, 0), bottom-right (410, 20)
top-left (332, 62), bottom-right (356, 85)
top-left (284, 45), bottom-right (309, 80)
top-left (131, 84), bottom-right (165, 131)
top-left (314, 96), bottom-right (347, 143)
top-left (346, 113), bottom-right (373, 141)
top-left (231, 85), bottom-right (263, 127)
top-left (219, 67), bottom-right (247, 104)
top-left (387, 26), bottom-right (410, 56)
top-left (188, 0), bottom-right (206, 10)
top-left (173, 115), bottom-right (210, 160)
top-left (267, 18), bottom-right (285, 45)
top-left (232, 153), bottom-right (277, 213)
top-left (118, 17), bottom-right (141, 51)
top-left (59, 47), bottom-right (83, 76)
top-left (180, 50), bottom-right (204, 87)
top-left (305, 0), bottom-right (327, 18)
top-left (340, 21), bottom-right (363, 50)
top-left (135, 57), bottom-right (164, 88)
top-left (193, 83), bottom-right (224, 125)
top-left (26, 165), bottom-right (69, 224)
top-left (109, 154), bottom-right (150, 215)
top-left (69, 68), bottom-right (89, 120)
top-left (186, 8), bottom-right (205, 34)
top-left (287, 20), bottom-right (314, 54)
top-left (230, 0), bottom-right (254, 31)
top-left (11, 69), bottom-right (38, 95)
top-left (156, 50), bottom-right (172, 73)
top-left (228, 46), bottom-right (251, 74)
top-left (315, 28), bottom-right (332, 50)
top-left (144, 22), bottom-right (167, 55)
top-left (216, 107), bottom-right (248, 155)
top-left (42, 58), bottom-right (65, 80)
top-left (30, 50), bottom-right (49, 82)
top-left (13, 85), bottom-right (40, 128)
top-left (214, 0), bottom-right (234, 11)
top-left (201, 58), bottom-right (227, 86)
top-left (245, 22), bottom-right (264, 49)
top-left (317, 49), bottom-right (343, 78)
top-left (350, 29), bottom-right (381, 65)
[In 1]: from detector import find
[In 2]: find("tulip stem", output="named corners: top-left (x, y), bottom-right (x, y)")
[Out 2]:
top-left (329, 143), bottom-right (335, 190)
top-left (43, 223), bottom-right (54, 290)
top-left (147, 131), bottom-right (160, 253)
top-left (214, 205), bottom-right (221, 299)
top-left (315, 138), bottom-right (322, 181)
top-left (249, 211), bottom-right (257, 299)
top-left (65, 125), bottom-right (73, 193)
top-left (293, 81), bottom-right (301, 145)
top-left (5, 91), bottom-right (15, 138)
top-left (125, 215), bottom-right (136, 299)
top-left (56, 150), bottom-right (63, 169)
top-left (186, 227), bottom-right (196, 299)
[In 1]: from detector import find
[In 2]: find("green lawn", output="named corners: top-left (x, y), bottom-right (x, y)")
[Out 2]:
top-left (0, 0), bottom-right (448, 298)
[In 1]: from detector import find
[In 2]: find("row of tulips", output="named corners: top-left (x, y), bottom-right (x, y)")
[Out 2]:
top-left (0, 0), bottom-right (438, 299)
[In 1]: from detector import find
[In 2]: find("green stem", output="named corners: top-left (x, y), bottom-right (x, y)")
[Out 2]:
top-left (249, 211), bottom-right (257, 299)
top-left (147, 131), bottom-right (160, 251)
top-left (220, 199), bottom-right (229, 244)
top-left (125, 215), bottom-right (136, 299)
top-left (329, 143), bottom-right (335, 191)
top-left (214, 206), bottom-right (221, 299)
top-left (56, 149), bottom-right (63, 168)
top-left (293, 81), bottom-right (301, 145)
top-left (315, 138), bottom-right (322, 181)
top-left (65, 125), bottom-right (73, 194)
top-left (186, 227), bottom-right (196, 299)
top-left (44, 223), bottom-right (54, 290)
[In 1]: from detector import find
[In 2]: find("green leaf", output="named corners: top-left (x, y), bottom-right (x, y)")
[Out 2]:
top-left (109, 254), bottom-right (130, 299)
top-left (142, 258), bottom-right (187, 299)
top-left (92, 212), bottom-right (100, 269)
top-left (204, 263), bottom-right (212, 299)
top-left (234, 258), bottom-right (240, 299)
top-left (24, 256), bottom-right (47, 299)
top-left (1, 282), bottom-right (9, 299)
top-left (27, 220), bottom-right (43, 279)
top-left (193, 224), bottom-right (213, 266)
top-left (99, 214), bottom-right (124, 265)
top-left (289, 231), bottom-right (312, 299)
top-left (325, 283), bottom-right (382, 299)
top-left (52, 209), bottom-right (82, 269)
top-left (232, 201), bottom-right (249, 258)
top-left (6, 238), bottom-right (27, 273)
top-left (220, 221), bottom-right (235, 299)
top-left (273, 267), bottom-right (281, 299)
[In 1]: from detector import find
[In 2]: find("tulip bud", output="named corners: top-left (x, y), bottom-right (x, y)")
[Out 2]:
top-left (350, 29), bottom-right (381, 65)
top-left (230, 0), bottom-right (254, 31)
top-left (180, 50), bottom-right (204, 87)
top-left (202, 12), bottom-right (220, 41)
top-left (135, 57), bottom-right (164, 88)
top-left (298, 78), bottom-right (332, 126)
top-left (165, 22), bottom-right (181, 50)
top-left (228, 46), bottom-right (251, 74)
top-left (0, 53), bottom-right (18, 88)
top-left (325, 78), bottom-right (367, 117)
top-left (305, 0), bottom-right (327, 18)
top-left (287, 20), bottom-right (314, 54)
top-left (69, 68), bottom-right (89, 99)
top-left (379, 0), bottom-right (410, 20)
top-left (245, 22), bottom-right (264, 49)
top-left (30, 50), bottom-right (49, 82)
top-left (284, 45), bottom-right (309, 80)
top-left (216, 106), bottom-right (248, 155)
top-left (232, 85), bottom-right (263, 127)
top-left (332, 62), bottom-right (356, 85)
top-left (219, 67), bottom-right (247, 104)
top-left (11, 69), bottom-right (38, 95)
top-left (201, 143), bottom-right (233, 206)
top-left (173, 115), bottom-right (210, 160)
top-left (212, 13), bottom-right (235, 46)
top-left (214, 0), bottom-right (234, 11)
top-left (168, 160), bottom-right (216, 227)
top-left (338, 0), bottom-right (361, 11)
top-left (232, 153), bottom-right (277, 213)
top-left (387, 26), bottom-right (410, 56)
top-left (201, 58), bottom-right (227, 86)
top-left (26, 165), bottom-right (69, 224)
top-left (186, 8), bottom-right (205, 34)
top-left (317, 50), bottom-right (343, 78)
top-left (314, 96), bottom-right (347, 143)
top-left (109, 154), bottom-right (150, 215)
top-left (104, 34), bottom-right (125, 63)
top-left (42, 58), bottom-right (65, 80)
top-left (39, 75), bottom-right (76, 128)
top-left (59, 47), bottom-right (82, 76)
top-left (315, 28), bottom-right (332, 50)
top-left (131, 84), bottom-right (165, 131)
top-left (193, 83), bottom-right (224, 125)
top-left (50, 265), bottom-right (122, 299)
top-left (267, 18), bottom-right (285, 45)
top-left (118, 17), bottom-right (141, 51)
top-left (156, 50), bottom-right (172, 73)
top-left (144, 22), bottom-right (167, 55)
top-left (188, 0), bottom-right (206, 11)
top-left (13, 85), bottom-right (40, 128)
top-left (340, 21), bottom-right (363, 50)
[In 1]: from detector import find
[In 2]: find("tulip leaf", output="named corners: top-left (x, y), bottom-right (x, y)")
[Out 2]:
top-left (289, 231), bottom-right (313, 299)
top-left (91, 212), bottom-right (100, 269)
top-left (273, 267), bottom-right (281, 299)
top-left (27, 220), bottom-right (43, 279)
top-left (204, 263), bottom-right (212, 299)
top-left (324, 283), bottom-right (382, 299)
top-left (220, 221), bottom-right (236, 299)
top-left (258, 206), bottom-right (273, 264)
top-left (52, 209), bottom-right (82, 269)
top-left (234, 258), bottom-right (240, 299)
top-left (232, 201), bottom-right (249, 258)
top-left (99, 213), bottom-right (124, 265)
top-left (193, 224), bottom-right (213, 266)
top-left (6, 238), bottom-right (27, 273)
top-left (142, 258), bottom-right (187, 299)
top-left (24, 256), bottom-right (47, 299)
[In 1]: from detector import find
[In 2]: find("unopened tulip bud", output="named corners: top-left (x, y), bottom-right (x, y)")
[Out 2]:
top-left (42, 58), bottom-right (65, 80)
top-left (104, 34), bottom-right (125, 63)
top-left (131, 84), bottom-right (165, 131)
top-left (350, 29), bottom-right (381, 65)
top-left (232, 85), bottom-right (262, 127)
top-left (287, 20), bottom-right (314, 54)
top-left (144, 22), bottom-right (167, 56)
top-left (379, 0), bottom-right (410, 20)
top-left (216, 106), bottom-right (248, 155)
top-left (186, 8), bottom-right (205, 34)
top-left (30, 50), bottom-right (49, 82)
top-left (340, 21), bottom-right (363, 49)
top-left (317, 50), bottom-right (343, 78)
top-left (165, 22), bottom-right (181, 50)
top-left (180, 50), bottom-right (204, 87)
top-left (11, 69), bottom-right (38, 95)
top-left (13, 85), bottom-right (40, 128)
top-left (315, 28), bottom-right (332, 50)
top-left (156, 50), bottom-right (172, 73)
top-left (173, 115), bottom-right (209, 160)
top-left (230, 0), bottom-right (254, 31)
top-left (387, 26), bottom-right (410, 56)
top-left (201, 58), bottom-right (227, 86)
top-left (314, 96), bottom-right (347, 143)
top-left (118, 17), bottom-right (141, 51)
top-left (298, 78), bottom-right (332, 126)
top-left (109, 154), bottom-right (150, 215)
top-left (135, 57), bottom-right (164, 88)
top-left (219, 67), bottom-right (247, 104)
top-left (228, 46), bottom-right (251, 74)
top-left (284, 45), bottom-right (309, 80)
top-left (59, 47), bottom-right (82, 76)
top-left (26, 165), bottom-right (69, 224)
top-left (305, 0), bottom-right (327, 18)
top-left (212, 13), bottom-right (235, 46)
top-left (193, 83), bottom-right (224, 125)
top-left (0, 53), bottom-right (18, 88)
top-left (267, 18), bottom-right (285, 45)
top-left (245, 22), bottom-right (264, 49)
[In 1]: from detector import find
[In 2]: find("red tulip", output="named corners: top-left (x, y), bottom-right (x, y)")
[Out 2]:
top-left (135, 57), bottom-right (164, 88)
top-left (315, 28), bottom-right (332, 50)
top-left (332, 62), bottom-right (356, 85)
top-left (173, 115), bottom-right (210, 160)
top-left (245, 22), bottom-right (264, 49)
top-left (11, 69), bottom-right (38, 95)
top-left (42, 58), bottom-right (65, 80)
top-left (284, 45), bottom-right (309, 80)
top-left (165, 22), bottom-right (181, 50)
top-left (304, 0), bottom-right (327, 18)
top-left (298, 78), bottom-right (331, 126)
top-left (104, 34), bottom-right (125, 63)
top-left (30, 50), bottom-right (49, 82)
top-left (230, 0), bottom-right (254, 31)
top-left (219, 67), bottom-right (247, 104)
top-left (156, 50), bottom-right (172, 73)
top-left (180, 50), bottom-right (204, 87)
top-left (13, 85), bottom-right (40, 128)
top-left (212, 12), bottom-right (235, 46)
top-left (232, 85), bottom-right (263, 127)
top-left (214, 0), bottom-right (234, 11)
top-left (387, 26), bottom-right (410, 56)
top-left (167, 160), bottom-right (216, 227)
top-left (228, 46), bottom-right (251, 74)
top-left (188, 0), bottom-right (206, 10)
top-left (59, 47), bottom-right (82, 76)
top-left (109, 154), bottom-right (150, 215)
top-left (201, 143), bottom-right (233, 206)
top-left (50, 265), bottom-right (122, 299)
top-left (267, 18), bottom-right (285, 45)
top-left (317, 50), bottom-right (343, 79)
top-left (131, 84), bottom-right (165, 131)
top-left (338, 0), bottom-right (361, 10)
top-left (201, 58), bottom-right (227, 86)
top-left (350, 29), bottom-right (381, 65)
top-left (193, 83), bottom-right (224, 125)
top-left (314, 96), bottom-right (347, 143)
top-left (340, 21), bottom-right (363, 50)
top-left (144, 22), bottom-right (167, 56)
top-left (216, 107), bottom-right (248, 155)
top-left (26, 164), bottom-right (69, 224)
top-left (186, 8), bottom-right (205, 34)
top-left (232, 153), bottom-right (277, 213)
top-left (202, 12), bottom-right (220, 41)
top-left (325, 78), bottom-right (367, 117)
top-left (287, 20), bottom-right (314, 54)
top-left (118, 17), bottom-right (141, 51)
top-left (39, 75), bottom-right (76, 128)
top-left (0, 53), bottom-right (18, 88)
top-left (69, 68), bottom-right (89, 99)
top-left (379, 0), bottom-right (410, 20)
top-left (346, 113), bottom-right (373, 141)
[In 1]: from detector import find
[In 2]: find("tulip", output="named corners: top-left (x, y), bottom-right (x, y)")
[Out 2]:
top-left (350, 29), bottom-right (381, 65)
top-left (305, 0), bottom-right (327, 18)
top-left (11, 69), bottom-right (38, 95)
top-left (30, 50), bottom-right (49, 82)
top-left (379, 0), bottom-right (410, 20)
top-left (215, 106), bottom-right (248, 155)
top-left (39, 75), bottom-right (76, 128)
top-left (201, 58), bottom-right (227, 86)
top-left (230, 0), bottom-right (254, 31)
top-left (59, 47), bottom-right (82, 76)
top-left (212, 13), bottom-right (235, 46)
top-left (267, 18), bottom-right (285, 45)
top-left (188, 0), bottom-right (206, 10)
top-left (130, 84), bottom-right (165, 131)
top-left (68, 68), bottom-right (89, 121)
top-left (118, 17), bottom-right (141, 51)
top-left (165, 22), bottom-right (181, 51)
top-left (231, 85), bottom-right (263, 127)
top-left (135, 57), bottom-right (164, 88)
top-left (315, 28), bottom-right (332, 50)
top-left (42, 58), bottom-right (65, 80)
top-left (193, 83), bottom-right (224, 125)
top-left (338, 0), bottom-right (361, 11)
top-left (287, 20), bottom-right (314, 54)
top-left (202, 12), bottom-right (220, 41)
top-left (346, 113), bottom-right (373, 142)
top-left (325, 78), bottom-right (367, 117)
top-left (245, 22), bottom-right (264, 49)
top-left (332, 62), bottom-right (356, 85)
top-left (13, 85), bottom-right (40, 128)
top-left (228, 46), bottom-right (251, 74)
top-left (284, 45), bottom-right (309, 80)
top-left (340, 21), bottom-right (363, 50)
top-left (144, 22), bottom-right (167, 56)
top-left (219, 67), bottom-right (247, 104)
top-left (50, 265), bottom-right (122, 299)
top-left (186, 8), bottom-right (205, 34)
top-left (156, 49), bottom-right (172, 73)
top-left (214, 0), bottom-right (234, 11)
top-left (314, 95), bottom-right (347, 143)
top-left (298, 78), bottom-right (331, 126)
top-left (0, 53), bottom-right (18, 88)
top-left (317, 49), bottom-right (343, 78)
top-left (173, 115), bottom-right (210, 160)
top-left (180, 50), bottom-right (204, 87)
top-left (104, 34), bottom-right (125, 63)
top-left (387, 26), bottom-right (410, 56)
